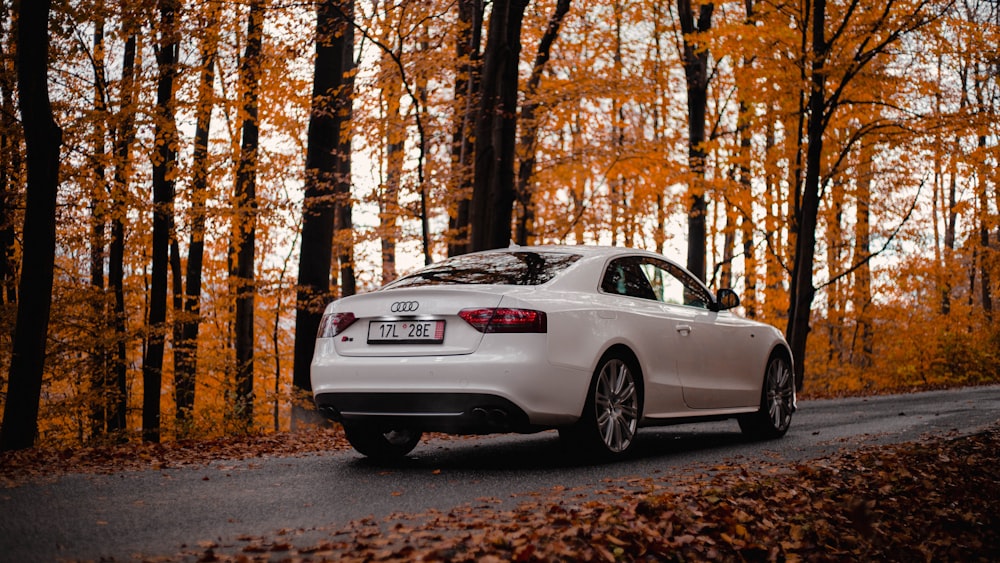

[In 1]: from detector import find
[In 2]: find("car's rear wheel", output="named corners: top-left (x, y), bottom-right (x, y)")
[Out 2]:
top-left (342, 423), bottom-right (422, 460)
top-left (738, 353), bottom-right (795, 439)
top-left (561, 352), bottom-right (642, 459)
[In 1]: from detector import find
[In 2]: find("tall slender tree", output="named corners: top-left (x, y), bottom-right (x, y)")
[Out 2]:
top-left (230, 0), bottom-right (265, 430)
top-left (515, 0), bottom-right (571, 246)
top-left (0, 0), bottom-right (18, 306)
top-left (0, 0), bottom-right (63, 451)
top-left (88, 6), bottom-right (111, 436)
top-left (174, 3), bottom-right (221, 429)
top-left (677, 0), bottom-right (714, 282)
top-left (448, 0), bottom-right (483, 257)
top-left (469, 0), bottom-right (529, 252)
top-left (378, 38), bottom-right (404, 283)
top-left (107, 29), bottom-right (138, 437)
top-left (143, 0), bottom-right (181, 443)
top-left (852, 138), bottom-right (874, 368)
top-left (293, 0), bottom-right (356, 398)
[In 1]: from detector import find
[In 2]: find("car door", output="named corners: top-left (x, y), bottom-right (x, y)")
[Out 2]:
top-left (598, 257), bottom-right (687, 415)
top-left (634, 258), bottom-right (757, 410)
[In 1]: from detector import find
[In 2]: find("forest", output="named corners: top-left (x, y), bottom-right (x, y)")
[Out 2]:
top-left (0, 0), bottom-right (997, 450)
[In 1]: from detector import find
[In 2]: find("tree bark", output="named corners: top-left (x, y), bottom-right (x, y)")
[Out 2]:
top-left (677, 0), bottom-right (713, 282)
top-left (825, 181), bottom-right (845, 362)
top-left (380, 51), bottom-right (403, 284)
top-left (469, 0), bottom-right (529, 252)
top-left (978, 135), bottom-right (992, 320)
top-left (0, 0), bottom-right (18, 306)
top-left (230, 0), bottom-right (265, 431)
top-left (107, 31), bottom-right (137, 436)
top-left (293, 0), bottom-right (355, 395)
top-left (737, 101), bottom-right (757, 314)
top-left (89, 10), bottom-right (111, 436)
top-left (142, 0), bottom-right (180, 443)
top-left (786, 0), bottom-right (826, 391)
top-left (515, 0), bottom-right (570, 246)
top-left (0, 0), bottom-right (63, 451)
top-left (448, 0), bottom-right (483, 257)
top-left (174, 4), bottom-right (219, 429)
top-left (852, 139), bottom-right (873, 368)
top-left (737, 0), bottom-right (758, 317)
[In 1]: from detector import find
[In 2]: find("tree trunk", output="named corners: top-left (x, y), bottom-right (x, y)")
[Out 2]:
top-left (677, 0), bottom-right (713, 282)
top-left (108, 31), bottom-right (137, 436)
top-left (609, 2), bottom-right (625, 247)
top-left (469, 0), bottom-right (529, 252)
top-left (0, 0), bottom-right (18, 306)
top-left (852, 139), bottom-right (873, 368)
top-left (230, 0), bottom-right (265, 431)
top-left (762, 115), bottom-right (786, 320)
top-left (719, 204), bottom-right (736, 289)
top-left (737, 104), bottom-right (757, 314)
top-left (88, 11), bottom-right (111, 437)
top-left (737, 0), bottom-right (757, 318)
top-left (448, 0), bottom-right (483, 257)
top-left (942, 155), bottom-right (958, 315)
top-left (142, 0), bottom-right (180, 443)
top-left (787, 0), bottom-right (826, 391)
top-left (330, 0), bottom-right (355, 296)
top-left (174, 3), bottom-right (219, 429)
top-left (825, 181), bottom-right (845, 363)
top-left (293, 0), bottom-right (355, 396)
top-left (515, 0), bottom-right (571, 246)
top-left (976, 132), bottom-right (992, 320)
top-left (380, 52), bottom-right (403, 284)
top-left (0, 0), bottom-right (63, 451)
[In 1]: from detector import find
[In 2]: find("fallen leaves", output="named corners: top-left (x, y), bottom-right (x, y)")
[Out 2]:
top-left (0, 426), bottom-right (353, 487)
top-left (3, 419), bottom-right (998, 561)
top-left (185, 425), bottom-right (997, 562)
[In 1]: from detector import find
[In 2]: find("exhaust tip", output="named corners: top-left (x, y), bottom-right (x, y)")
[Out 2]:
top-left (470, 407), bottom-right (509, 428)
top-left (320, 406), bottom-right (342, 421)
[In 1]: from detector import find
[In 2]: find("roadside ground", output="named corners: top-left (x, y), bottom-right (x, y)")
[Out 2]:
top-left (3, 421), bottom-right (997, 561)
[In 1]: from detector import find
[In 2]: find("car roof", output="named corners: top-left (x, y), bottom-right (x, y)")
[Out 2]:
top-left (473, 244), bottom-right (707, 289)
top-left (470, 244), bottom-right (677, 264)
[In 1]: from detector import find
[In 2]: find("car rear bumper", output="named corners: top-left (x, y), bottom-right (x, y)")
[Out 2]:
top-left (310, 335), bottom-right (588, 431)
top-left (315, 392), bottom-right (537, 433)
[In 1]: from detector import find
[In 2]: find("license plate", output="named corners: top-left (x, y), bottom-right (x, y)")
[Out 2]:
top-left (367, 320), bottom-right (445, 344)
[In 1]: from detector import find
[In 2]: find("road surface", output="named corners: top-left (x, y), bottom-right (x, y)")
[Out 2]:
top-left (2, 385), bottom-right (998, 561)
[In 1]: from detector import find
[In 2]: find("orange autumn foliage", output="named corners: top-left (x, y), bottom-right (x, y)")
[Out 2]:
top-left (0, 0), bottom-right (996, 447)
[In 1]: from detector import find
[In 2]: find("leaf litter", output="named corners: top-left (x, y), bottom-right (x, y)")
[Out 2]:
top-left (2, 425), bottom-right (998, 561)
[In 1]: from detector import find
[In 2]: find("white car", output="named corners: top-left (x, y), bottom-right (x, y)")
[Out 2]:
top-left (311, 245), bottom-right (795, 460)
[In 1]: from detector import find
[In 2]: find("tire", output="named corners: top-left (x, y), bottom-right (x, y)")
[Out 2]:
top-left (739, 353), bottom-right (795, 440)
top-left (342, 423), bottom-right (422, 460)
top-left (561, 352), bottom-right (642, 459)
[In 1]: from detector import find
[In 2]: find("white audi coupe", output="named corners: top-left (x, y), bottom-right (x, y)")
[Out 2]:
top-left (311, 245), bottom-right (796, 460)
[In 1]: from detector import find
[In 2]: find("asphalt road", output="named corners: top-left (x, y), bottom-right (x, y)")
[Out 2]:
top-left (2, 385), bottom-right (998, 561)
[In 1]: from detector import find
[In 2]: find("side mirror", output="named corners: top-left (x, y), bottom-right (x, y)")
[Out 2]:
top-left (715, 288), bottom-right (740, 311)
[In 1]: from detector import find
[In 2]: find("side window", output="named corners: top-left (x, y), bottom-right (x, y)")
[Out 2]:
top-left (601, 258), bottom-right (657, 301)
top-left (639, 262), bottom-right (686, 305)
top-left (637, 259), bottom-right (712, 309)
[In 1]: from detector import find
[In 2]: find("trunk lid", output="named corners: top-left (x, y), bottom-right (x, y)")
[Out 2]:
top-left (328, 287), bottom-right (506, 357)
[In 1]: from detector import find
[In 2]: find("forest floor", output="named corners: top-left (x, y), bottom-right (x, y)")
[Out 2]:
top-left (1, 389), bottom-right (998, 561)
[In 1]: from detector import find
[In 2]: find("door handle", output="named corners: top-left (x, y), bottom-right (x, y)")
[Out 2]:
top-left (676, 324), bottom-right (692, 335)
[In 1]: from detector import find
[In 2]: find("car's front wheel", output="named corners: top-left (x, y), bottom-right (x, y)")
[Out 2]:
top-left (342, 424), bottom-right (422, 460)
top-left (738, 353), bottom-right (795, 439)
top-left (561, 352), bottom-right (642, 459)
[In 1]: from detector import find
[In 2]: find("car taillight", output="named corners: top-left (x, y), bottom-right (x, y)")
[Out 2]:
top-left (318, 312), bottom-right (357, 338)
top-left (459, 308), bottom-right (547, 333)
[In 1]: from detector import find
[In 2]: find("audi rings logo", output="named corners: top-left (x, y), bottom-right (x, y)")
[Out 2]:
top-left (390, 301), bottom-right (420, 313)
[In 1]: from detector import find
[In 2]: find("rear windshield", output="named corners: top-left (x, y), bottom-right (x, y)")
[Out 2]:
top-left (383, 251), bottom-right (581, 288)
